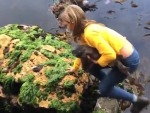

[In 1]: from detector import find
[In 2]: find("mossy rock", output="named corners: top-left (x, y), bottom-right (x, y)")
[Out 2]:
top-left (0, 24), bottom-right (89, 113)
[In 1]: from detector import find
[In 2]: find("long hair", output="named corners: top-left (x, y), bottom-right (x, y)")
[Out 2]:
top-left (58, 5), bottom-right (104, 41)
top-left (58, 5), bottom-right (85, 37)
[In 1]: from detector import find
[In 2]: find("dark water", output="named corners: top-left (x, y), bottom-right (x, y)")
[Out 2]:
top-left (0, 0), bottom-right (57, 33)
top-left (0, 0), bottom-right (150, 112)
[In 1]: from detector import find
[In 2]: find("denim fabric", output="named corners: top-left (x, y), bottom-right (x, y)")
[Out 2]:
top-left (88, 49), bottom-right (140, 102)
top-left (121, 49), bottom-right (140, 73)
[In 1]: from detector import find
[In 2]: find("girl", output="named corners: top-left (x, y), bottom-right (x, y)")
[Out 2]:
top-left (58, 4), bottom-right (149, 113)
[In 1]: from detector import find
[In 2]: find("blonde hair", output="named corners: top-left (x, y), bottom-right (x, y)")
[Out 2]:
top-left (58, 5), bottom-right (104, 41)
top-left (58, 5), bottom-right (86, 38)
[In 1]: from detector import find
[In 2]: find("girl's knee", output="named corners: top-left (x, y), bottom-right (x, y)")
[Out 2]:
top-left (98, 84), bottom-right (110, 95)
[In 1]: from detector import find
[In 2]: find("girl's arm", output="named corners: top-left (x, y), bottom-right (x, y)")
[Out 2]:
top-left (84, 31), bottom-right (116, 67)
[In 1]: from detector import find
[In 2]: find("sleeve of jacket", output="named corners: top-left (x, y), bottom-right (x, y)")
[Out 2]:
top-left (84, 31), bottom-right (116, 67)
top-left (72, 58), bottom-right (81, 71)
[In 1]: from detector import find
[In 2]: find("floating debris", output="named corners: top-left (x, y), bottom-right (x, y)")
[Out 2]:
top-left (144, 26), bottom-right (150, 30)
top-left (120, 7), bottom-right (126, 10)
top-left (144, 34), bottom-right (150, 36)
top-left (113, 0), bottom-right (127, 5)
top-left (107, 10), bottom-right (116, 14)
top-left (131, 1), bottom-right (138, 8)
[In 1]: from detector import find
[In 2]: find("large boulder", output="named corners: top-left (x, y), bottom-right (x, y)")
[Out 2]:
top-left (0, 24), bottom-right (89, 113)
top-left (94, 98), bottom-right (120, 113)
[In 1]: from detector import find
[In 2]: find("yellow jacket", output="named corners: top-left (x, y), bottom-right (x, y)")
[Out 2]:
top-left (73, 24), bottom-right (127, 70)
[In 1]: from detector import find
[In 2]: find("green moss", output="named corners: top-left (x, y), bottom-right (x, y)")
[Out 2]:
top-left (63, 80), bottom-right (75, 90)
top-left (19, 81), bottom-right (40, 105)
top-left (65, 91), bottom-right (72, 97)
top-left (12, 63), bottom-right (23, 74)
top-left (9, 50), bottom-right (22, 60)
top-left (20, 49), bottom-right (33, 62)
top-left (92, 109), bottom-right (105, 113)
top-left (38, 91), bottom-right (49, 101)
top-left (50, 99), bottom-right (80, 113)
top-left (0, 74), bottom-right (15, 94)
top-left (56, 90), bottom-right (64, 99)
top-left (21, 74), bottom-right (35, 82)
top-left (0, 24), bottom-right (83, 112)
top-left (44, 57), bottom-right (70, 92)
top-left (41, 50), bottom-right (55, 59)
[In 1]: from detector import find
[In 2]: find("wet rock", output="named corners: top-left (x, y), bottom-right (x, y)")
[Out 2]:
top-left (131, 1), bottom-right (138, 8)
top-left (94, 98), bottom-right (120, 113)
top-left (50, 0), bottom-right (96, 18)
top-left (0, 24), bottom-right (91, 113)
top-left (144, 26), bottom-right (150, 30)
top-left (107, 10), bottom-right (115, 14)
top-left (32, 65), bottom-right (43, 72)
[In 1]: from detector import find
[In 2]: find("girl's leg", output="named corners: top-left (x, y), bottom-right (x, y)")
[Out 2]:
top-left (98, 67), bottom-right (136, 102)
top-left (90, 66), bottom-right (149, 113)
top-left (88, 64), bottom-right (106, 80)
top-left (89, 64), bottom-right (135, 102)
top-left (122, 49), bottom-right (150, 112)
top-left (89, 49), bottom-right (149, 112)
top-left (98, 49), bottom-right (140, 101)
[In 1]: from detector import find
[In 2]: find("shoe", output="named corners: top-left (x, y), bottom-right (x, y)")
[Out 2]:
top-left (130, 96), bottom-right (150, 113)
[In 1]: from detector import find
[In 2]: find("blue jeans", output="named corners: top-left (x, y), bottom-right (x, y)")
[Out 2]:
top-left (89, 49), bottom-right (140, 102)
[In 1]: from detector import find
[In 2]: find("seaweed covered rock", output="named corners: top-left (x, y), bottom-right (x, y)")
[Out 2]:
top-left (0, 24), bottom-right (90, 113)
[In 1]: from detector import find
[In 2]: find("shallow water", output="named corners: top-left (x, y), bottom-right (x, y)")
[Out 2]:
top-left (0, 0), bottom-right (57, 33)
top-left (0, 0), bottom-right (150, 112)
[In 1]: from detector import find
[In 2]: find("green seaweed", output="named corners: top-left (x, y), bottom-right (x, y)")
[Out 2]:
top-left (0, 24), bottom-right (83, 112)
top-left (19, 81), bottom-right (40, 105)
top-left (63, 80), bottom-right (75, 91)
top-left (50, 99), bottom-right (80, 113)
top-left (0, 74), bottom-right (15, 94)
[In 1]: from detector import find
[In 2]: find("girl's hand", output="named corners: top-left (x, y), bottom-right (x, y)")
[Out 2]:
top-left (66, 66), bottom-right (78, 76)
top-left (87, 55), bottom-right (98, 64)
